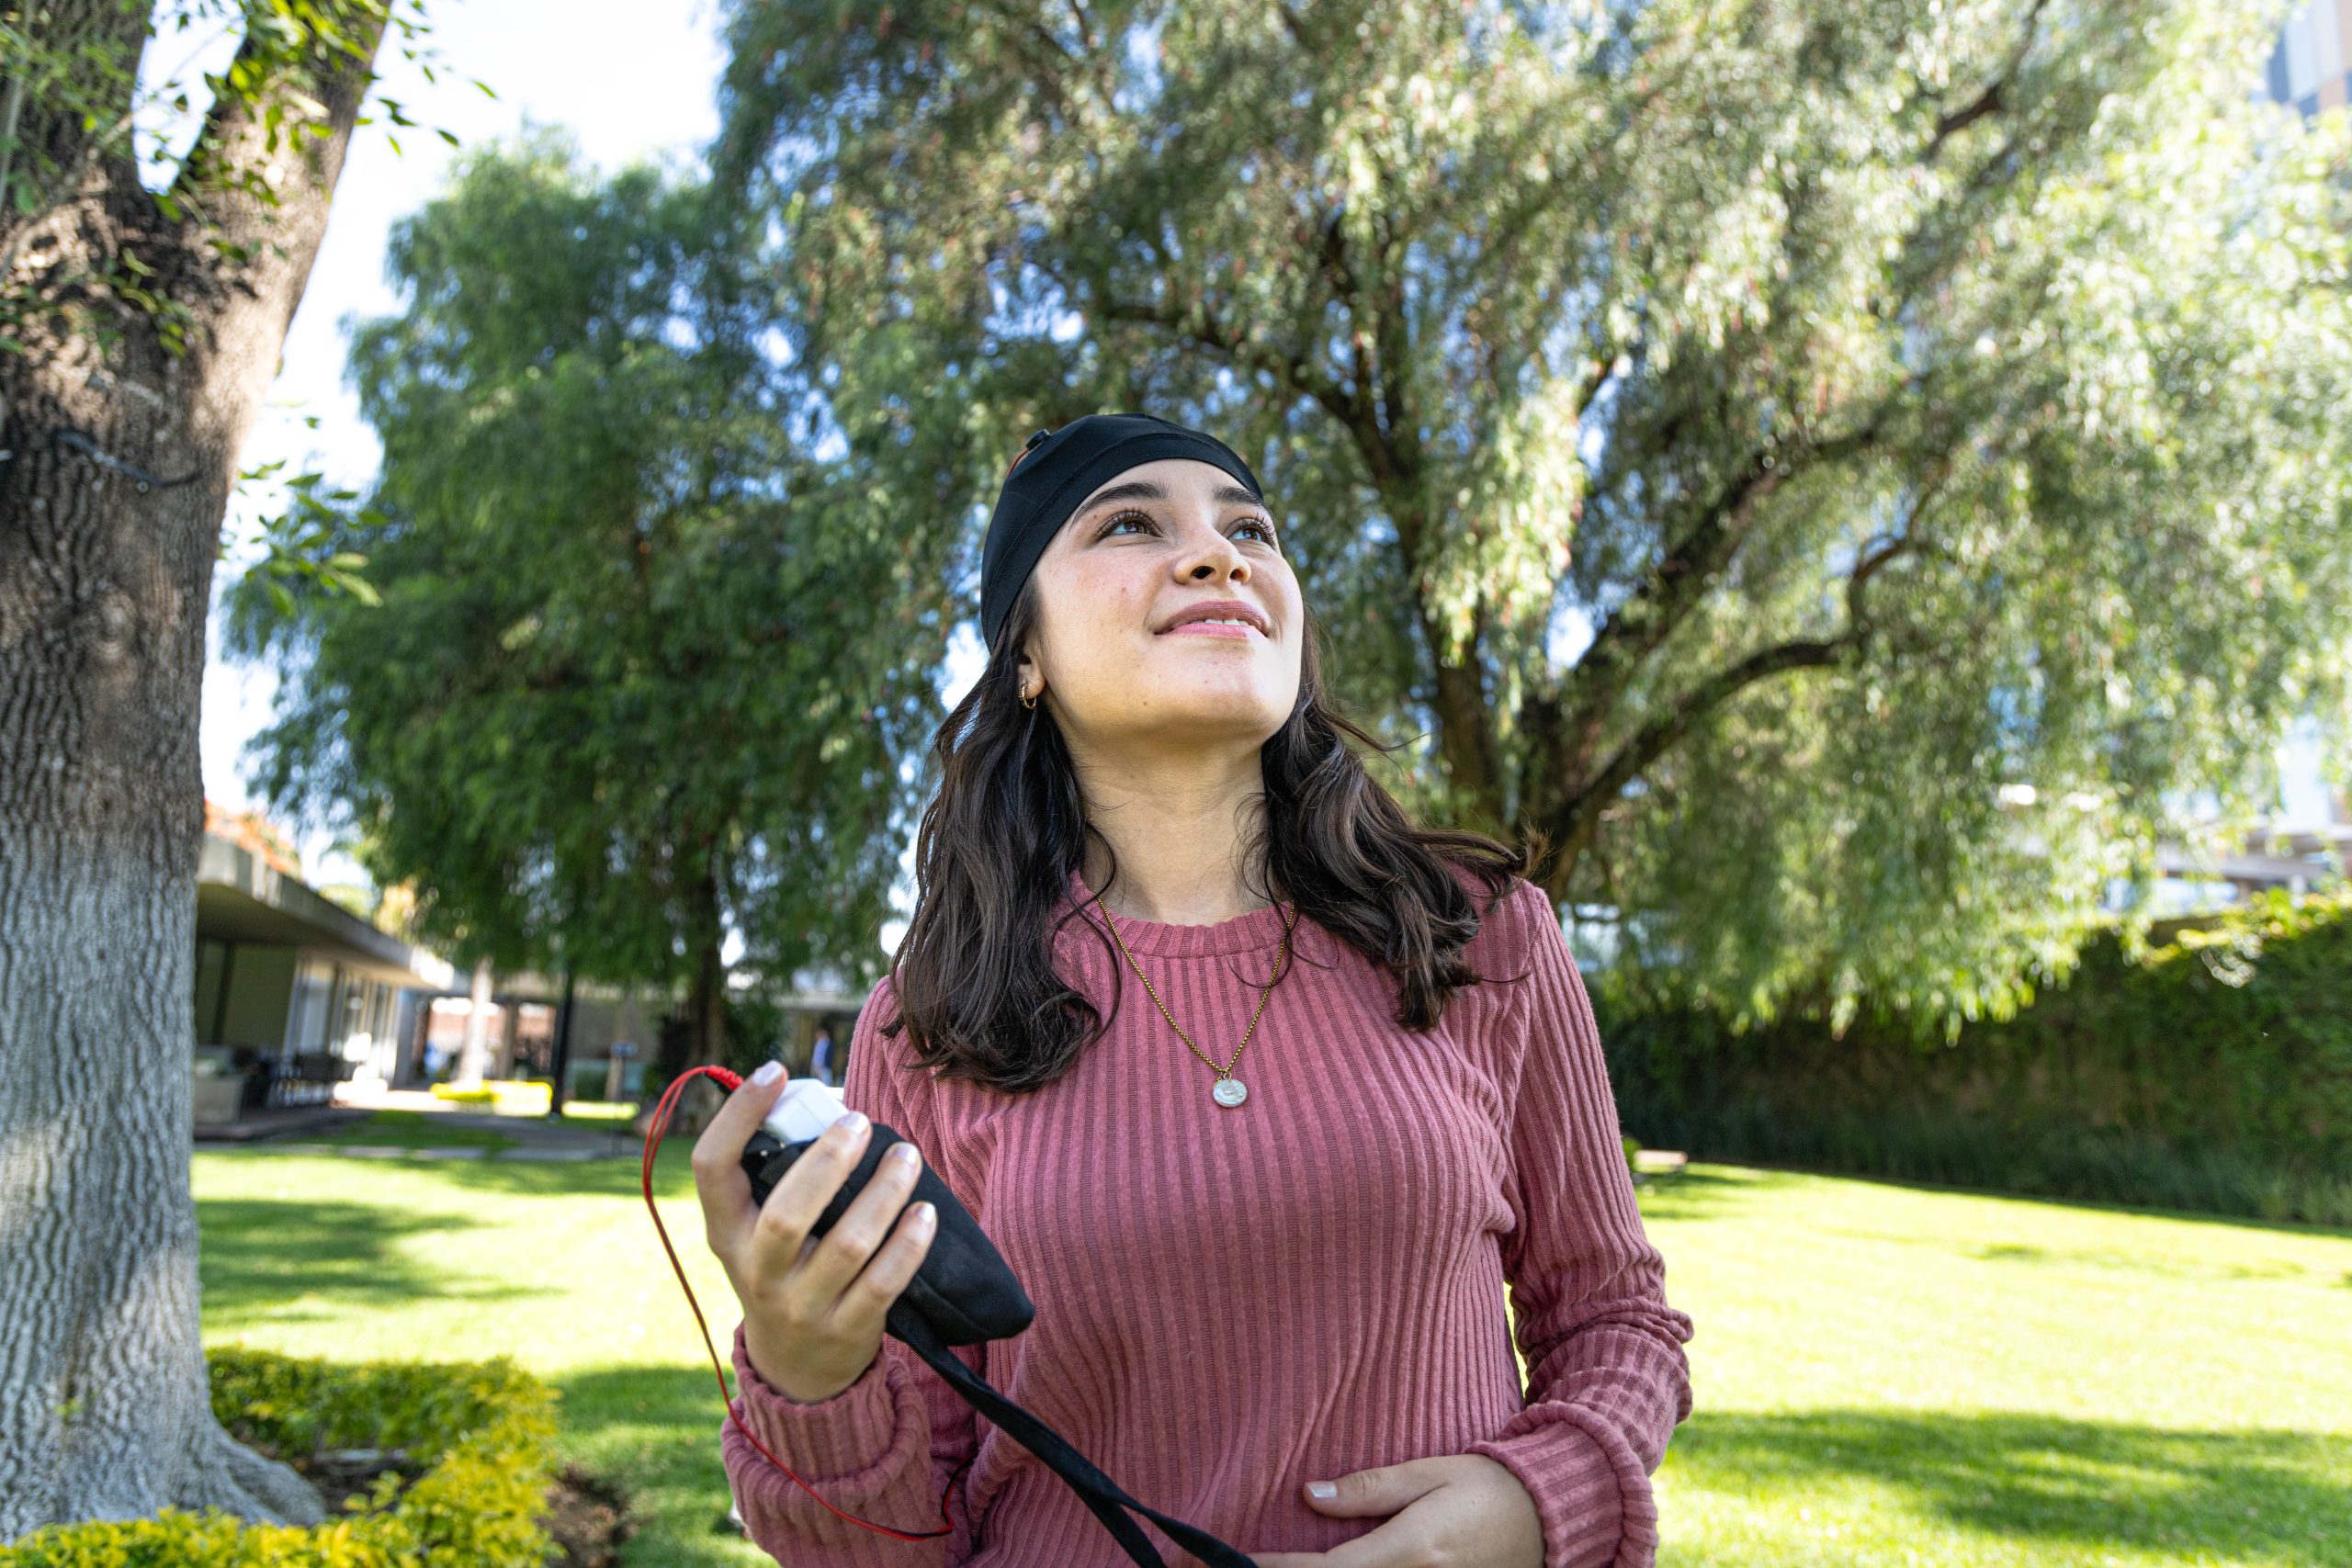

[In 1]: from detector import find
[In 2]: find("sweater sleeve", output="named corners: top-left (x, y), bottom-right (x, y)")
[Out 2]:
top-left (721, 977), bottom-right (986, 1565)
top-left (1459, 880), bottom-right (1696, 1568)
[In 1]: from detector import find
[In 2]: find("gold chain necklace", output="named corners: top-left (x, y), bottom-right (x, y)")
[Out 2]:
top-left (1088, 880), bottom-right (1299, 1109)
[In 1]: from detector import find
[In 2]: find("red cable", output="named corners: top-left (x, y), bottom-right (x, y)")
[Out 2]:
top-left (641, 1065), bottom-right (965, 1543)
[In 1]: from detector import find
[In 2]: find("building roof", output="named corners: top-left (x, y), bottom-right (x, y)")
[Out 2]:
top-left (197, 828), bottom-right (455, 990)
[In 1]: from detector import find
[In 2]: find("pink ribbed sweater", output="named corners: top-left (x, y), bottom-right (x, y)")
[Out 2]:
top-left (720, 865), bottom-right (1695, 1567)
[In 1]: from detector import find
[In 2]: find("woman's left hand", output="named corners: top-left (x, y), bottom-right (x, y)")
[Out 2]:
top-left (1247, 1453), bottom-right (1544, 1566)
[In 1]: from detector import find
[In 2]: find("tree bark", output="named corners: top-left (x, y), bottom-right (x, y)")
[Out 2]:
top-left (0, 4), bottom-right (390, 1542)
top-left (633, 859), bottom-right (729, 1136)
top-left (548, 966), bottom-right (575, 1116)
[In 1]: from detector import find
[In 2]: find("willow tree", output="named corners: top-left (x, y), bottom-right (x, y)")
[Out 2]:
top-left (711, 0), bottom-right (2352, 1036)
top-left (223, 130), bottom-right (964, 1115)
top-left (0, 0), bottom-right (455, 1540)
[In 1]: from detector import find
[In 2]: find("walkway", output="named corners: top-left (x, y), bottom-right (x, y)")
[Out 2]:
top-left (203, 1083), bottom-right (646, 1162)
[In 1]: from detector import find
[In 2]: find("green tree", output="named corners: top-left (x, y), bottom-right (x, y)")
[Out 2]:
top-left (0, 0), bottom-right (471, 1540)
top-left (712, 0), bottom-right (2352, 1037)
top-left (224, 128), bottom-right (955, 1111)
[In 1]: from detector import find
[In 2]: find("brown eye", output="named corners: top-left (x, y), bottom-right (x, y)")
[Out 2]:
top-left (1095, 507), bottom-right (1279, 547)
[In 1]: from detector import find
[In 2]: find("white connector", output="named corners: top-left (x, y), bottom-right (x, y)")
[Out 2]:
top-left (758, 1076), bottom-right (852, 1144)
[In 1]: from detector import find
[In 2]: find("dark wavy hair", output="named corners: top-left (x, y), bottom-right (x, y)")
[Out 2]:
top-left (877, 570), bottom-right (1551, 1094)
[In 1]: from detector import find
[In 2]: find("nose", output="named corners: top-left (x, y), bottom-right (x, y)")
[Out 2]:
top-left (1179, 526), bottom-right (1248, 583)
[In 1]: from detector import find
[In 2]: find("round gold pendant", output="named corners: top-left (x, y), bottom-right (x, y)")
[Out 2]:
top-left (1213, 1077), bottom-right (1248, 1108)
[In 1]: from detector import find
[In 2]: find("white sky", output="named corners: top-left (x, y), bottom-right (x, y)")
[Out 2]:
top-left (198, 0), bottom-right (733, 882)
top-left (191, 1), bottom-right (2340, 935)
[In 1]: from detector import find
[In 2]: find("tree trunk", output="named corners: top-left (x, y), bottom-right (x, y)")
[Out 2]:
top-left (0, 837), bottom-right (330, 1536)
top-left (0, 6), bottom-right (388, 1542)
top-left (0, 370), bottom-right (334, 1539)
top-left (672, 929), bottom-right (731, 1134)
top-left (632, 861), bottom-right (729, 1137)
top-left (548, 966), bottom-right (575, 1116)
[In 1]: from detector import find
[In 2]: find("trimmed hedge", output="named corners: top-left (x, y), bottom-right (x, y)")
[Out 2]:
top-left (0, 1348), bottom-right (559, 1567)
top-left (1595, 885), bottom-right (2352, 1225)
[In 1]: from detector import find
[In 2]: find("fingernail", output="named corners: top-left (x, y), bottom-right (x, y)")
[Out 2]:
top-left (1306, 1481), bottom-right (1335, 1500)
top-left (751, 1061), bottom-right (782, 1086)
top-left (837, 1111), bottom-right (869, 1138)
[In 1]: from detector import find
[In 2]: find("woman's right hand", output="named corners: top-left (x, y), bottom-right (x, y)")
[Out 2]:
top-left (692, 1063), bottom-right (941, 1404)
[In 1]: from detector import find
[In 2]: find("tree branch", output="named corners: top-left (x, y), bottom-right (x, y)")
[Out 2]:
top-left (1924, 0), bottom-right (2050, 163)
top-left (1845, 457), bottom-right (1951, 644)
top-left (1582, 630), bottom-right (1856, 825)
top-left (164, 1), bottom-right (392, 321)
top-left (1575, 408), bottom-right (1889, 716)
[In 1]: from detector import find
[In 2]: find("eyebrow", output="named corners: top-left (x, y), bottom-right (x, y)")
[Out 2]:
top-left (1077, 479), bottom-right (1269, 514)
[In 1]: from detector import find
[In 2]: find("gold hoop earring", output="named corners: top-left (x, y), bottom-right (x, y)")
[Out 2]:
top-left (1022, 687), bottom-right (1039, 711)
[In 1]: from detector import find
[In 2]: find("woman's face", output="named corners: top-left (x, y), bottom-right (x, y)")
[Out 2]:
top-left (1018, 457), bottom-right (1302, 757)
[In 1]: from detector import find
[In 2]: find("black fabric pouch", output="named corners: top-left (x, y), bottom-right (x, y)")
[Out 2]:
top-left (743, 1123), bottom-right (1033, 1346)
top-left (741, 1122), bottom-right (1258, 1567)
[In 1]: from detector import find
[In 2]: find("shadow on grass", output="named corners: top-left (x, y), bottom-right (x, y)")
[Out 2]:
top-left (548, 1362), bottom-right (778, 1568)
top-left (1627, 1164), bottom-right (1806, 1224)
top-left (197, 1197), bottom-right (528, 1329)
top-left (1674, 1407), bottom-right (2351, 1563)
top-left (308, 1110), bottom-right (519, 1151)
top-left (1951, 1239), bottom-right (2342, 1287)
top-left (1682, 1156), bottom-right (2352, 1241)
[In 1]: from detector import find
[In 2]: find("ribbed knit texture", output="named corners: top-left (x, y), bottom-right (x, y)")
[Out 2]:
top-left (721, 865), bottom-right (1695, 1567)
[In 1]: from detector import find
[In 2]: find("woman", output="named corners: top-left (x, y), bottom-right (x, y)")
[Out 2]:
top-left (691, 412), bottom-right (1695, 1566)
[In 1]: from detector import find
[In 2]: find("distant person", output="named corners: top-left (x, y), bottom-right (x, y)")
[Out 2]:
top-left (807, 1023), bottom-right (834, 1087)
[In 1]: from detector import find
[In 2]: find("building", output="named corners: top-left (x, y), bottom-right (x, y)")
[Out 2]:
top-left (2269, 4), bottom-right (2352, 117)
top-left (408, 971), bottom-right (667, 1100)
top-left (404, 964), bottom-right (866, 1100)
top-left (197, 797), bottom-right (871, 1108)
top-left (194, 798), bottom-right (454, 1121)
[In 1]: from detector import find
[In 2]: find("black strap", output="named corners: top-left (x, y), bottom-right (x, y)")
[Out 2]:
top-left (892, 1307), bottom-right (1259, 1567)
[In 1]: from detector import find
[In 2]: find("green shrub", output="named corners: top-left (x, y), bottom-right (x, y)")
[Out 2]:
top-left (0, 1349), bottom-right (559, 1567)
top-left (1597, 886), bottom-right (2352, 1224)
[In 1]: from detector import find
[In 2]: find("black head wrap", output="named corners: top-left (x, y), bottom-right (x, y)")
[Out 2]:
top-left (980, 412), bottom-right (1264, 653)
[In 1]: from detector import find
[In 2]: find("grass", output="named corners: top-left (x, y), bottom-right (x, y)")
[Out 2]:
top-left (193, 1136), bottom-right (2352, 1566)
top-left (307, 1110), bottom-right (519, 1152)
top-left (1639, 1167), bottom-right (2352, 1564)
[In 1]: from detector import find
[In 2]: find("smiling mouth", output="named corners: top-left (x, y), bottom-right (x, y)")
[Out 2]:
top-left (1160, 619), bottom-right (1261, 637)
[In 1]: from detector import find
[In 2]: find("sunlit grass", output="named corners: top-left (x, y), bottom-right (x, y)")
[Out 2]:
top-left (1639, 1166), bottom-right (2352, 1565)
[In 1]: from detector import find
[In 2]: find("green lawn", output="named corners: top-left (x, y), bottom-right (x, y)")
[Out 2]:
top-left (306, 1109), bottom-right (520, 1152)
top-left (1640, 1167), bottom-right (2351, 1565)
top-left (192, 1143), bottom-right (2352, 1566)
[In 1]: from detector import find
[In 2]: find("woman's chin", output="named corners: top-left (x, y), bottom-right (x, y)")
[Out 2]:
top-left (1159, 694), bottom-right (1295, 739)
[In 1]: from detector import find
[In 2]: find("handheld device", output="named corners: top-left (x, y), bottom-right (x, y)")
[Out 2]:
top-left (739, 1079), bottom-right (1035, 1346)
